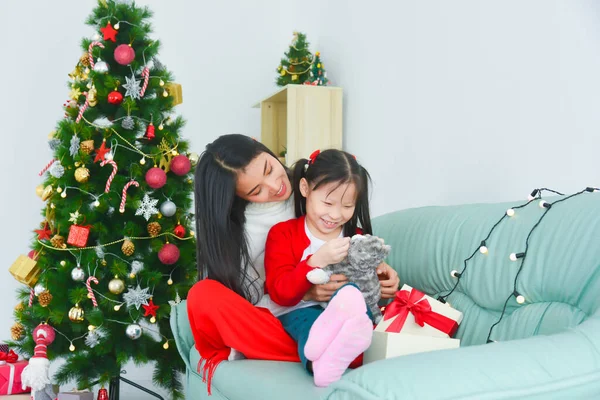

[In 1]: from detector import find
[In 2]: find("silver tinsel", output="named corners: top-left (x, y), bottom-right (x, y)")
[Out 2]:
top-left (86, 326), bottom-right (108, 348)
top-left (92, 117), bottom-right (113, 128)
top-left (48, 138), bottom-right (61, 151)
top-left (152, 57), bottom-right (165, 71)
top-left (95, 245), bottom-right (105, 260)
top-left (49, 161), bottom-right (65, 178)
top-left (135, 194), bottom-right (159, 221)
top-left (107, 206), bottom-right (115, 216)
top-left (122, 116), bottom-right (135, 130)
top-left (69, 135), bottom-right (80, 157)
top-left (123, 284), bottom-right (152, 309)
top-left (123, 73), bottom-right (142, 100)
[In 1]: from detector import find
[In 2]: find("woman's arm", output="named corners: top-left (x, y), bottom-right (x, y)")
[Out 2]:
top-left (265, 225), bottom-right (315, 306)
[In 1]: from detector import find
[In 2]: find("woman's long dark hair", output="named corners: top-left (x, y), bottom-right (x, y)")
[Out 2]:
top-left (194, 134), bottom-right (281, 302)
top-left (292, 149), bottom-right (372, 237)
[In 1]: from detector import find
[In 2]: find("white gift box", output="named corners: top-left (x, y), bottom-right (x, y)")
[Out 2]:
top-left (364, 331), bottom-right (460, 364)
top-left (376, 284), bottom-right (464, 338)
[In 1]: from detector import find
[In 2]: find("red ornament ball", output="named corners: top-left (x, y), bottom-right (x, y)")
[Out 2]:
top-left (114, 44), bottom-right (136, 65)
top-left (173, 224), bottom-right (186, 238)
top-left (145, 167), bottom-right (167, 189)
top-left (107, 91), bottom-right (123, 105)
top-left (158, 243), bottom-right (180, 265)
top-left (170, 155), bottom-right (191, 176)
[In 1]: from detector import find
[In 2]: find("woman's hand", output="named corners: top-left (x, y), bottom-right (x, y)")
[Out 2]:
top-left (303, 274), bottom-right (348, 302)
top-left (377, 262), bottom-right (400, 299)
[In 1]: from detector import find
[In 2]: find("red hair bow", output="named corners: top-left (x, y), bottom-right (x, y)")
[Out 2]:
top-left (308, 150), bottom-right (321, 165)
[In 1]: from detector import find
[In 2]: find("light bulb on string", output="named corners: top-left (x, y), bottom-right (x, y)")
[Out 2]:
top-left (163, 341), bottom-right (169, 350)
top-left (88, 325), bottom-right (96, 331)
top-left (150, 317), bottom-right (156, 324)
top-left (479, 241), bottom-right (488, 254)
top-left (93, 199), bottom-right (100, 207)
top-left (450, 270), bottom-right (461, 278)
top-left (60, 260), bottom-right (66, 267)
top-left (509, 252), bottom-right (525, 262)
top-left (539, 200), bottom-right (551, 209)
top-left (61, 189), bottom-right (67, 198)
top-left (57, 187), bottom-right (63, 193)
top-left (515, 292), bottom-right (526, 304)
top-left (69, 343), bottom-right (75, 352)
top-left (114, 22), bottom-right (120, 29)
top-left (528, 189), bottom-right (539, 201)
top-left (159, 79), bottom-right (165, 86)
top-left (114, 304), bottom-right (122, 311)
top-left (506, 208), bottom-right (515, 217)
top-left (158, 123), bottom-right (164, 130)
top-left (163, 90), bottom-right (168, 97)
top-left (140, 157), bottom-right (146, 165)
top-left (167, 278), bottom-right (173, 285)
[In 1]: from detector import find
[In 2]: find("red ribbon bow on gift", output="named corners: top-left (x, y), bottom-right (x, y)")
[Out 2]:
top-left (383, 287), bottom-right (459, 337)
top-left (0, 350), bottom-right (18, 363)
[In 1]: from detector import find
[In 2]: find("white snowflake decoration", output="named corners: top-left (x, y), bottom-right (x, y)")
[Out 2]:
top-left (168, 291), bottom-right (182, 307)
top-left (92, 117), bottom-right (113, 128)
top-left (69, 211), bottom-right (81, 224)
top-left (49, 161), bottom-right (65, 178)
top-left (86, 327), bottom-right (108, 348)
top-left (69, 135), bottom-right (80, 157)
top-left (123, 285), bottom-right (152, 310)
top-left (135, 194), bottom-right (159, 221)
top-left (95, 245), bottom-right (105, 259)
top-left (130, 260), bottom-right (144, 277)
top-left (123, 73), bottom-right (142, 100)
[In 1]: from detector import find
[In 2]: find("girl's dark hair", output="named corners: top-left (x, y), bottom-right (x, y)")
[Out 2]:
top-left (292, 149), bottom-right (372, 237)
top-left (194, 134), bottom-right (281, 303)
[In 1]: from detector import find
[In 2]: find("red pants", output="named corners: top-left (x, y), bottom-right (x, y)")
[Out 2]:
top-left (187, 279), bottom-right (300, 393)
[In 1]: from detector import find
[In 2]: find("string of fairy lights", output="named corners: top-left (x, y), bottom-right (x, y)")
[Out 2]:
top-left (436, 186), bottom-right (599, 343)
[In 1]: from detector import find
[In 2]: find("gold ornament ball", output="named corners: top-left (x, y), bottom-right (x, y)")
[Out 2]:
top-left (122, 239), bottom-right (135, 257)
top-left (75, 167), bottom-right (90, 183)
top-left (68, 304), bottom-right (85, 323)
top-left (188, 152), bottom-right (199, 166)
top-left (109, 276), bottom-right (125, 294)
top-left (36, 184), bottom-right (44, 198)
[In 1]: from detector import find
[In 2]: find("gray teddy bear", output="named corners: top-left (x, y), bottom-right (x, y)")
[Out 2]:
top-left (307, 234), bottom-right (391, 323)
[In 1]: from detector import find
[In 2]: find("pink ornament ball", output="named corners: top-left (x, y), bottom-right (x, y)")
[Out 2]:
top-left (170, 155), bottom-right (191, 176)
top-left (158, 243), bottom-right (180, 265)
top-left (114, 44), bottom-right (136, 65)
top-left (33, 323), bottom-right (56, 345)
top-left (146, 167), bottom-right (167, 189)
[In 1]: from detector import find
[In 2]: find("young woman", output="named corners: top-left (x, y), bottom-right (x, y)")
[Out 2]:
top-left (187, 134), bottom-right (399, 393)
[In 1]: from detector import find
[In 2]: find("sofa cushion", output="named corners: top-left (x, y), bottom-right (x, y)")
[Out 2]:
top-left (189, 346), bottom-right (331, 400)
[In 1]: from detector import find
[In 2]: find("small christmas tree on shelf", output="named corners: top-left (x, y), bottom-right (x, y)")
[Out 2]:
top-left (305, 51), bottom-right (329, 86)
top-left (7, 1), bottom-right (196, 399)
top-left (276, 31), bottom-right (313, 86)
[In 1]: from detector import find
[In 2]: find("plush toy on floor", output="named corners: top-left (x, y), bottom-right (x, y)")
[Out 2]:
top-left (307, 234), bottom-right (391, 323)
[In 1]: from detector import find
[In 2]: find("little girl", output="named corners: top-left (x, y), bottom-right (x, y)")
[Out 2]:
top-left (265, 149), bottom-right (375, 387)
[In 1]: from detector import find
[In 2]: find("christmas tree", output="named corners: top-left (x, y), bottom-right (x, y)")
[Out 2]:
top-left (276, 32), bottom-right (314, 86)
top-left (307, 51), bottom-right (328, 86)
top-left (7, 1), bottom-right (196, 399)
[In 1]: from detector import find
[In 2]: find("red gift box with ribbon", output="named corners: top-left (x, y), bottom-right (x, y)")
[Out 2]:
top-left (0, 351), bottom-right (30, 395)
top-left (377, 284), bottom-right (463, 338)
top-left (67, 225), bottom-right (91, 248)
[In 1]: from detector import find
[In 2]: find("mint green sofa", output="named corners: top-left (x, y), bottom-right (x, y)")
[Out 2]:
top-left (171, 194), bottom-right (600, 399)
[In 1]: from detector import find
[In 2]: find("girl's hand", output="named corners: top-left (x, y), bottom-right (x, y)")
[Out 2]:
top-left (377, 262), bottom-right (400, 299)
top-left (308, 237), bottom-right (350, 268)
top-left (303, 274), bottom-right (348, 302)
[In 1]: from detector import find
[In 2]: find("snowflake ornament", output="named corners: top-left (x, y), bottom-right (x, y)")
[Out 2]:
top-left (69, 211), bottom-right (81, 224)
top-left (123, 284), bottom-right (153, 310)
top-left (123, 73), bottom-right (142, 100)
top-left (135, 194), bottom-right (159, 221)
top-left (86, 326), bottom-right (108, 348)
top-left (70, 135), bottom-right (81, 157)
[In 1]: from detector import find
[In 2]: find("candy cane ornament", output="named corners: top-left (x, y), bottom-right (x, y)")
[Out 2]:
top-left (100, 159), bottom-right (118, 193)
top-left (120, 180), bottom-right (140, 213)
top-left (76, 92), bottom-right (90, 123)
top-left (39, 159), bottom-right (56, 176)
top-left (86, 276), bottom-right (99, 307)
top-left (140, 66), bottom-right (150, 97)
top-left (88, 41), bottom-right (105, 69)
top-left (28, 287), bottom-right (35, 307)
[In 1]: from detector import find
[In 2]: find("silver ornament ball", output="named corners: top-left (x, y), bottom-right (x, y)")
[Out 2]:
top-left (71, 267), bottom-right (86, 282)
top-left (34, 283), bottom-right (46, 296)
top-left (126, 323), bottom-right (142, 340)
top-left (188, 152), bottom-right (199, 166)
top-left (93, 59), bottom-right (110, 73)
top-left (160, 201), bottom-right (177, 217)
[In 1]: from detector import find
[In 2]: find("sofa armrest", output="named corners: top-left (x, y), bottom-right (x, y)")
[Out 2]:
top-left (170, 300), bottom-right (195, 371)
top-left (327, 315), bottom-right (600, 400)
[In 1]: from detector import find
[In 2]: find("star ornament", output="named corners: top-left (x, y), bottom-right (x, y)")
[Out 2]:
top-left (94, 140), bottom-right (111, 163)
top-left (123, 73), bottom-right (142, 100)
top-left (35, 222), bottom-right (52, 241)
top-left (69, 87), bottom-right (82, 100)
top-left (142, 298), bottom-right (159, 318)
top-left (123, 285), bottom-right (152, 310)
top-left (100, 22), bottom-right (118, 42)
top-left (69, 211), bottom-right (81, 224)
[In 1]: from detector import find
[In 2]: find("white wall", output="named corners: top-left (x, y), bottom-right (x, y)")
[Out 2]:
top-left (2, 0), bottom-right (600, 397)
